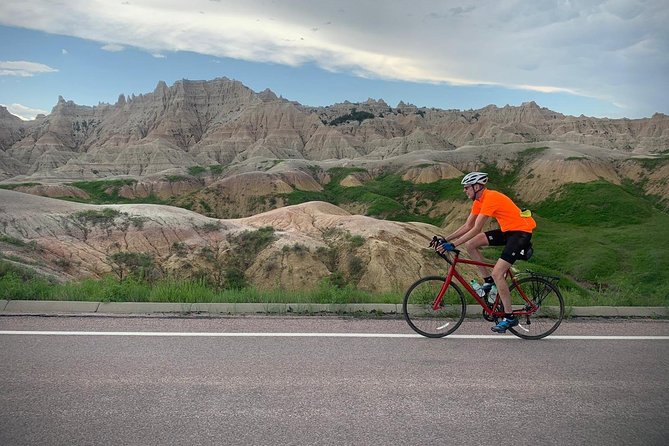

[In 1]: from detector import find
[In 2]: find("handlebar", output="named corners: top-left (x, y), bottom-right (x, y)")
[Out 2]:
top-left (429, 236), bottom-right (460, 263)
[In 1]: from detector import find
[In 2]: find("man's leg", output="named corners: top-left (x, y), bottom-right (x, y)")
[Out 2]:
top-left (490, 257), bottom-right (521, 332)
top-left (464, 232), bottom-right (490, 278)
top-left (491, 258), bottom-right (513, 313)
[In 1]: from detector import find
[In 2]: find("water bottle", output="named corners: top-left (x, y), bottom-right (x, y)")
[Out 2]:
top-left (470, 280), bottom-right (485, 297)
top-left (488, 285), bottom-right (498, 304)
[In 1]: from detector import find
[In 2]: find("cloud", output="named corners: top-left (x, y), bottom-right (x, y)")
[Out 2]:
top-left (1, 103), bottom-right (49, 120)
top-left (448, 6), bottom-right (476, 17)
top-left (101, 43), bottom-right (124, 52)
top-left (0, 60), bottom-right (58, 77)
top-left (0, 0), bottom-right (667, 117)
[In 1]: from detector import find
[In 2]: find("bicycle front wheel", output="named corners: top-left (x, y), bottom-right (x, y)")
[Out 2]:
top-left (403, 276), bottom-right (466, 338)
top-left (508, 276), bottom-right (564, 340)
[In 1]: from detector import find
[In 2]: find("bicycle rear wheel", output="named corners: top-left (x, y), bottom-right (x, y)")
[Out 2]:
top-left (403, 276), bottom-right (466, 338)
top-left (508, 276), bottom-right (564, 340)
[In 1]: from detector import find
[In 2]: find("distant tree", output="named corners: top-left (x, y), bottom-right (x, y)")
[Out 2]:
top-left (107, 252), bottom-right (155, 282)
top-left (329, 108), bottom-right (375, 126)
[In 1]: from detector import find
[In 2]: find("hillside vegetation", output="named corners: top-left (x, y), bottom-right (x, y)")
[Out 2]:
top-left (1, 157), bottom-right (667, 307)
top-left (283, 168), bottom-right (669, 305)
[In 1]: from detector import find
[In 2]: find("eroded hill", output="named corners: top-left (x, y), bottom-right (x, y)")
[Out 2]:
top-left (0, 188), bottom-right (451, 292)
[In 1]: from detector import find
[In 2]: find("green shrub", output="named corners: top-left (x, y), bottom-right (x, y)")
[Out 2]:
top-left (349, 235), bottom-right (365, 248)
top-left (222, 226), bottom-right (277, 289)
top-left (171, 242), bottom-right (188, 257)
top-left (73, 208), bottom-right (122, 226)
top-left (209, 165), bottom-right (224, 175)
top-left (0, 266), bottom-right (54, 300)
top-left (224, 268), bottom-right (248, 290)
top-left (198, 221), bottom-right (222, 232)
top-left (107, 252), bottom-right (156, 282)
top-left (188, 166), bottom-right (207, 176)
top-left (329, 109), bottom-right (375, 126)
top-left (165, 175), bottom-right (188, 183)
top-left (0, 235), bottom-right (29, 247)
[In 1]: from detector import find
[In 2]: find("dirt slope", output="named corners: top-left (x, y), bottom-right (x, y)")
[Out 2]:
top-left (0, 189), bottom-right (454, 292)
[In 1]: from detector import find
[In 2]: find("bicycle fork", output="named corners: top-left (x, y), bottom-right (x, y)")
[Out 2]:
top-left (432, 278), bottom-right (453, 331)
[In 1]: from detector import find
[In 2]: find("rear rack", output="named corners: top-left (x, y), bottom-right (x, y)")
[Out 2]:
top-left (519, 271), bottom-right (561, 306)
top-left (522, 270), bottom-right (560, 285)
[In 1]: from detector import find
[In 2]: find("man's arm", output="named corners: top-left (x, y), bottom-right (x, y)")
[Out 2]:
top-left (451, 214), bottom-right (489, 247)
top-left (445, 213), bottom-right (477, 241)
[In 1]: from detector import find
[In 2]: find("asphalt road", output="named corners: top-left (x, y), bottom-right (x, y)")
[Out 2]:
top-left (1, 316), bottom-right (668, 446)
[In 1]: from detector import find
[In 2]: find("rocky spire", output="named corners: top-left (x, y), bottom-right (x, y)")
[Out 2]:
top-left (257, 88), bottom-right (279, 102)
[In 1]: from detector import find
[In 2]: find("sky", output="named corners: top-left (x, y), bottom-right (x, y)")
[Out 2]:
top-left (0, 0), bottom-right (667, 121)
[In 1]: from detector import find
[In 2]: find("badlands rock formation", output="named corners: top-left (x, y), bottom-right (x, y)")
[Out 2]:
top-left (0, 106), bottom-right (27, 151)
top-left (0, 188), bottom-right (448, 292)
top-left (0, 77), bottom-right (667, 183)
top-left (1, 78), bottom-right (667, 292)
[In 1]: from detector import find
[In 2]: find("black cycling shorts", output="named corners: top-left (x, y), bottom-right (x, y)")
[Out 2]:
top-left (484, 229), bottom-right (533, 264)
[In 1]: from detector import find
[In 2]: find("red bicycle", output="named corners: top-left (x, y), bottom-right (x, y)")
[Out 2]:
top-left (403, 239), bottom-right (564, 340)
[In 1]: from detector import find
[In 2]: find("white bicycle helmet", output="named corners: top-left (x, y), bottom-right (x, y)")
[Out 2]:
top-left (461, 171), bottom-right (489, 185)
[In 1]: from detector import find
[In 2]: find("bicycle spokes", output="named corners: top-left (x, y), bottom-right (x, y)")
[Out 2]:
top-left (403, 277), bottom-right (466, 338)
top-left (508, 276), bottom-right (564, 340)
top-left (436, 321), bottom-right (452, 330)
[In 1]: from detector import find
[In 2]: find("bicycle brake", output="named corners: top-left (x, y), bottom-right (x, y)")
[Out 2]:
top-left (429, 236), bottom-right (444, 248)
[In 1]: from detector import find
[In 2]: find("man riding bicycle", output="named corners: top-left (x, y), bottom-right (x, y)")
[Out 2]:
top-left (435, 171), bottom-right (536, 333)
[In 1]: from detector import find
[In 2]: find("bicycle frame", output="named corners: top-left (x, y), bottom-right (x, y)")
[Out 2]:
top-left (434, 250), bottom-right (539, 317)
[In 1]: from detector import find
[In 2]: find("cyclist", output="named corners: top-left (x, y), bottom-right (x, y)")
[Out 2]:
top-left (436, 171), bottom-right (536, 333)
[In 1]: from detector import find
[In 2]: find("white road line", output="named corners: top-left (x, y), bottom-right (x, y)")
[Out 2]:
top-left (0, 331), bottom-right (668, 340)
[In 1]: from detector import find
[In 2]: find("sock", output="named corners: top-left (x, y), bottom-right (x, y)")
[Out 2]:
top-left (484, 276), bottom-right (494, 284)
top-left (505, 313), bottom-right (515, 319)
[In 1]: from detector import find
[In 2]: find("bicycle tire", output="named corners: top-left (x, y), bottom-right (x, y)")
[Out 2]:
top-left (508, 276), bottom-right (564, 340)
top-left (403, 276), bottom-right (466, 338)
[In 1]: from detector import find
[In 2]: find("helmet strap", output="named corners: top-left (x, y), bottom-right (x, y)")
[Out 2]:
top-left (472, 184), bottom-right (484, 200)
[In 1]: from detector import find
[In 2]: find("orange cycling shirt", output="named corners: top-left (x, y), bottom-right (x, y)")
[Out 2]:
top-left (471, 189), bottom-right (536, 233)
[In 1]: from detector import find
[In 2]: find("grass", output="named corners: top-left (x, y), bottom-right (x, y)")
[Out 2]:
top-left (70, 179), bottom-right (135, 202)
top-left (283, 168), bottom-right (461, 225)
top-left (1, 260), bottom-right (663, 308)
top-left (534, 181), bottom-right (654, 227)
top-left (631, 154), bottom-right (669, 170)
top-left (63, 179), bottom-right (168, 205)
top-left (527, 181), bottom-right (669, 305)
top-left (528, 213), bottom-right (669, 306)
top-left (0, 269), bottom-right (400, 305)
